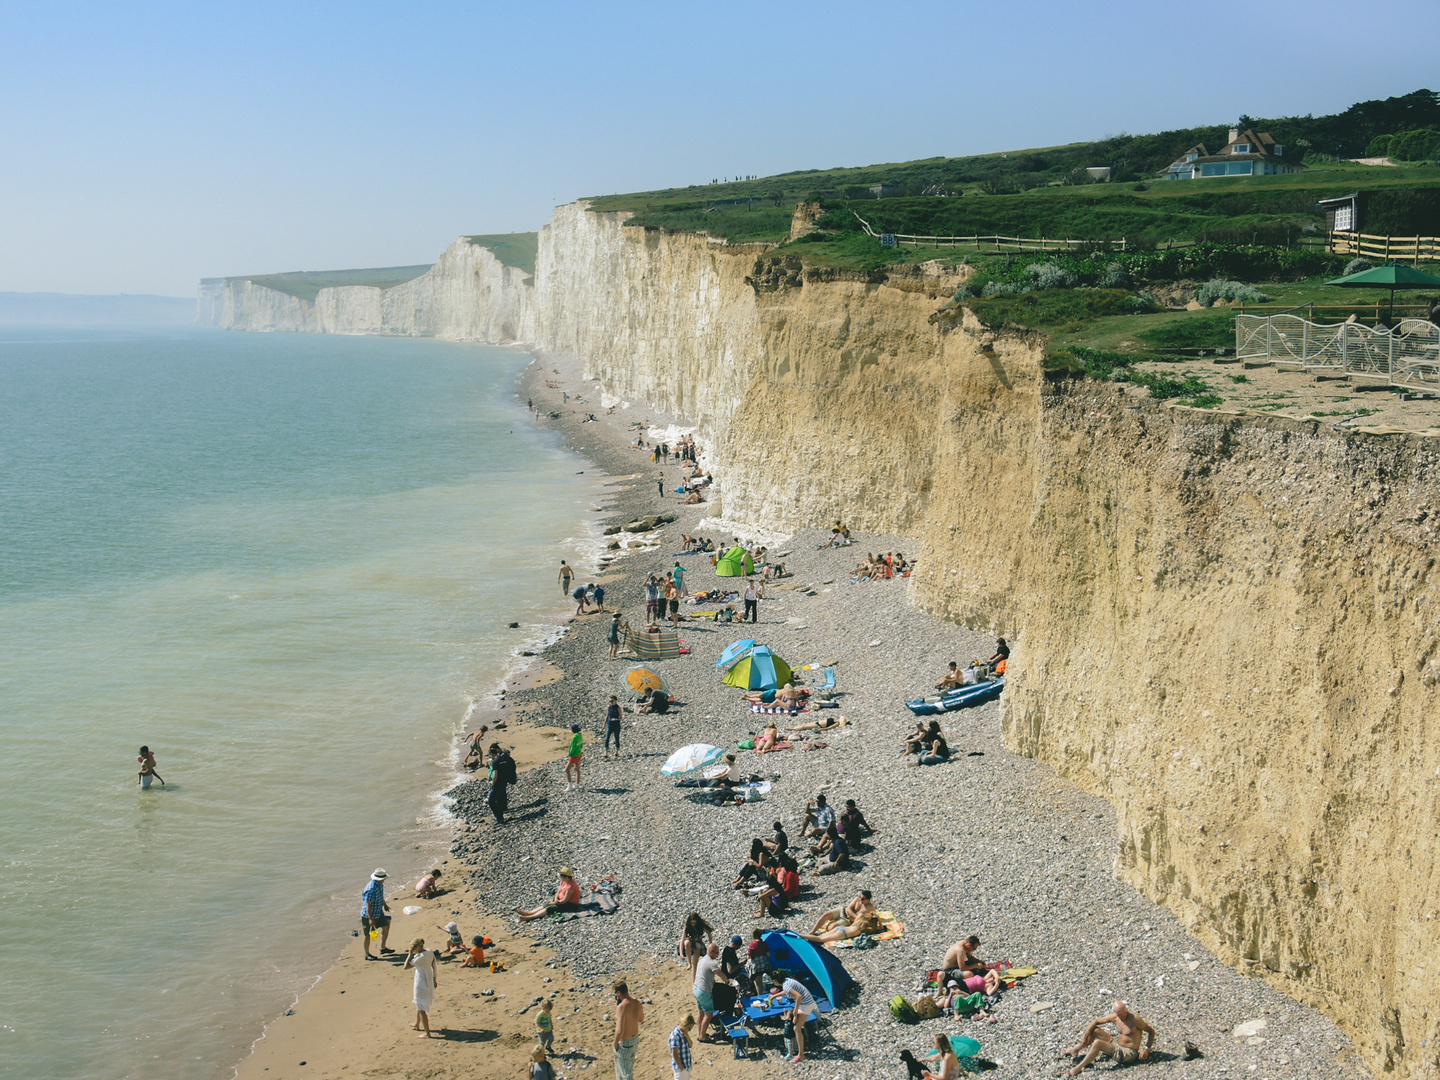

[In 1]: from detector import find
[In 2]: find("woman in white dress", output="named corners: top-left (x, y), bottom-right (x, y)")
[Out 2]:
top-left (403, 938), bottom-right (440, 1038)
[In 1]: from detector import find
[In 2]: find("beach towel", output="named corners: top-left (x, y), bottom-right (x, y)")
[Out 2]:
top-left (828, 915), bottom-right (903, 948)
top-left (750, 704), bottom-right (807, 715)
top-left (751, 741), bottom-right (794, 753)
top-left (553, 879), bottom-right (620, 920)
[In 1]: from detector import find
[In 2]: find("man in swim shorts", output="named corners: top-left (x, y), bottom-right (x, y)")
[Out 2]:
top-left (1062, 1000), bottom-right (1155, 1075)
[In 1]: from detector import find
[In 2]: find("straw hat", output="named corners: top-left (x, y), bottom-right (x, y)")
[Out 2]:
top-left (371, 868), bottom-right (388, 880)
top-left (560, 867), bottom-right (574, 878)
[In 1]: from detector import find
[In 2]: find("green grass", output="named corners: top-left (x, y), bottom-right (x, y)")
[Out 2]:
top-left (1135, 313), bottom-right (1236, 350)
top-left (965, 288), bottom-right (1138, 332)
top-left (466, 233), bottom-right (540, 275)
top-left (244, 265), bottom-right (434, 301)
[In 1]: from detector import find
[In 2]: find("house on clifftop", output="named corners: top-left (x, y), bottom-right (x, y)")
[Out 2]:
top-left (1161, 127), bottom-right (1304, 179)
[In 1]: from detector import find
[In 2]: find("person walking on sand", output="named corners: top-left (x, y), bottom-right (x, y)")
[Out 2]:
top-left (488, 743), bottom-right (516, 824)
top-left (657, 473), bottom-right (665, 499)
top-left (566, 724), bottom-right (584, 790)
top-left (136, 746), bottom-right (164, 789)
top-left (604, 694), bottom-right (623, 759)
top-left (361, 868), bottom-right (393, 959)
top-left (559, 560), bottom-right (573, 596)
top-left (613, 979), bottom-right (644, 1080)
top-left (403, 938), bottom-right (440, 1038)
top-left (743, 579), bottom-right (758, 624)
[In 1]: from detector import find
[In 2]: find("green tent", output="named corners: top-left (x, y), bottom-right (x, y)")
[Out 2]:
top-left (721, 645), bottom-right (792, 691)
top-left (715, 545), bottom-right (753, 578)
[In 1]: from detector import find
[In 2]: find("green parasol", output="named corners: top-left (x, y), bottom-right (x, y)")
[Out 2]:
top-left (1324, 264), bottom-right (1440, 322)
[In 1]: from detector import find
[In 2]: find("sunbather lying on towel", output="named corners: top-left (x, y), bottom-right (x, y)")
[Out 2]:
top-left (810, 890), bottom-right (876, 936)
top-left (786, 714), bottom-right (843, 733)
top-left (800, 909), bottom-right (884, 944)
top-left (754, 723), bottom-right (780, 753)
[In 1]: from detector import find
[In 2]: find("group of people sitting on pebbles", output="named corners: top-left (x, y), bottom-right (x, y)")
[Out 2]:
top-left (851, 551), bottom-right (910, 582)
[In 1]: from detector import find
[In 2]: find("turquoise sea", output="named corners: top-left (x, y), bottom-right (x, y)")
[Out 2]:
top-left (0, 327), bottom-right (597, 1079)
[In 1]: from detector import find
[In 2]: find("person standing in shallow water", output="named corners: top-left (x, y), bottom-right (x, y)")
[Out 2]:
top-left (559, 560), bottom-right (573, 596)
top-left (136, 746), bottom-right (163, 789)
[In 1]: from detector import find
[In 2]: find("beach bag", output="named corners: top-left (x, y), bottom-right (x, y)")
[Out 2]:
top-left (738, 739), bottom-right (755, 750)
top-left (889, 995), bottom-right (918, 1024)
top-left (913, 996), bottom-right (942, 1020)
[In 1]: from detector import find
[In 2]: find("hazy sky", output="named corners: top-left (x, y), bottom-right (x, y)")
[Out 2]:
top-left (1, 0), bottom-right (1433, 296)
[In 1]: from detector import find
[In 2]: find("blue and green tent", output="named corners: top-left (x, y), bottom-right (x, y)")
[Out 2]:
top-left (721, 644), bottom-right (792, 691)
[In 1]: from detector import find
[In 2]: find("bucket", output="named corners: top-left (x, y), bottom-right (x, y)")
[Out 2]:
top-left (369, 928), bottom-right (379, 941)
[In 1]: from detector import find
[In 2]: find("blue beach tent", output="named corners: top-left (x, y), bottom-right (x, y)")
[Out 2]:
top-left (760, 929), bottom-right (853, 1006)
top-left (716, 638), bottom-right (756, 669)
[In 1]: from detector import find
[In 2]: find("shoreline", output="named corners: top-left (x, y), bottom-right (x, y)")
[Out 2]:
top-left (234, 347), bottom-right (1366, 1080)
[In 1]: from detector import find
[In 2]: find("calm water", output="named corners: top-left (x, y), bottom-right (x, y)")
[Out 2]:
top-left (0, 327), bottom-right (598, 1079)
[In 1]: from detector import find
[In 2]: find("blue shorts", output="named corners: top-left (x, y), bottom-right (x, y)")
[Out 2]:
top-left (694, 991), bottom-right (714, 1013)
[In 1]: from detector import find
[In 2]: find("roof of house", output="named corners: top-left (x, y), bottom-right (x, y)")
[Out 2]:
top-left (1190, 128), bottom-right (1299, 167)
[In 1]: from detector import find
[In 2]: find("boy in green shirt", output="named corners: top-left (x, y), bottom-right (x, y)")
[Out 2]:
top-left (566, 724), bottom-right (584, 791)
top-left (536, 999), bottom-right (555, 1052)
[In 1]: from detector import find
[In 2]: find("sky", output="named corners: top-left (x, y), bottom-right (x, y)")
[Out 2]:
top-left (0, 0), bottom-right (1434, 297)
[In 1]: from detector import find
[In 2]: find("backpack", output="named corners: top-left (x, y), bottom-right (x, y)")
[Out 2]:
top-left (889, 995), bottom-right (918, 1024)
top-left (913, 995), bottom-right (942, 1020)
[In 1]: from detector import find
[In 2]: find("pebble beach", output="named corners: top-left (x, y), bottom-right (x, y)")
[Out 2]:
top-left (434, 353), bottom-right (1369, 1079)
top-left (238, 350), bottom-right (1368, 1080)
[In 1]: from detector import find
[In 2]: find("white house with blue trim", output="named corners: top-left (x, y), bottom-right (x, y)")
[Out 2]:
top-left (1161, 128), bottom-right (1303, 180)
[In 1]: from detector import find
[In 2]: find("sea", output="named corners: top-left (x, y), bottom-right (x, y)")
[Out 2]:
top-left (0, 324), bottom-right (601, 1079)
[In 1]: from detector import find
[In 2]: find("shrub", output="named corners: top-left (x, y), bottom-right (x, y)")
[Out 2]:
top-left (1025, 262), bottom-right (1074, 289)
top-left (982, 280), bottom-right (1029, 297)
top-left (1343, 257), bottom-right (1373, 276)
top-left (1389, 128), bottom-right (1440, 162)
top-left (1118, 292), bottom-right (1160, 315)
top-left (1099, 261), bottom-right (1130, 288)
top-left (1195, 279), bottom-right (1270, 307)
top-left (1129, 370), bottom-right (1214, 400)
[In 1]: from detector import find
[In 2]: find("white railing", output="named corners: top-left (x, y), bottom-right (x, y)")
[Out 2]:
top-left (1236, 314), bottom-right (1440, 390)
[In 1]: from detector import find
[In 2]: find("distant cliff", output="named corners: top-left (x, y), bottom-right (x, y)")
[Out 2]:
top-left (207, 205), bottom-right (1440, 1080)
top-left (202, 239), bottom-right (532, 342)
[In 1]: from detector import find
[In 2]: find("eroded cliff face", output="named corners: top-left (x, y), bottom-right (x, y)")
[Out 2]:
top-left (210, 239), bottom-right (532, 341)
top-left (534, 214), bottom-right (1436, 1078)
top-left (211, 202), bottom-right (1439, 1077)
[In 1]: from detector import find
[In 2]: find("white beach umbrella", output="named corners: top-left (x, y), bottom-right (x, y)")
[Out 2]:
top-left (661, 743), bottom-right (724, 776)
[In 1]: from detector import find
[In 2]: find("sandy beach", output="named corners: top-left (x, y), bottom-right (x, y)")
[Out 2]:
top-left (233, 348), bottom-right (1367, 1080)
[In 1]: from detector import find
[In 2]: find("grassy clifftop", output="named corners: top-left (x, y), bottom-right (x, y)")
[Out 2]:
top-left (244, 265), bottom-right (434, 302)
top-left (465, 233), bottom-right (539, 276)
top-left (586, 89), bottom-right (1440, 270)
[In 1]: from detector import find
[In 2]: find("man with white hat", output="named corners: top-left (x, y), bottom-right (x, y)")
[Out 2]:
top-left (361, 868), bottom-right (393, 959)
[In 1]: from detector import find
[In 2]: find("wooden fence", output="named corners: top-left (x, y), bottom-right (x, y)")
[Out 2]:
top-left (853, 212), bottom-right (1126, 253)
top-left (1327, 230), bottom-right (1440, 264)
